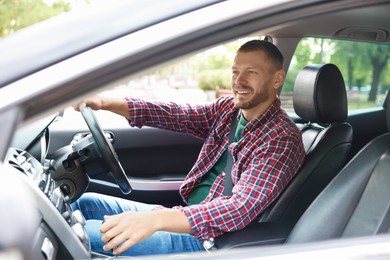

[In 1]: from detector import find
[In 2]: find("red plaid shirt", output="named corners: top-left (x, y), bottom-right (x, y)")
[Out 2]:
top-left (125, 96), bottom-right (305, 241)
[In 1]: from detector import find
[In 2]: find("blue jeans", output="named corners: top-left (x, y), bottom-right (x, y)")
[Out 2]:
top-left (72, 193), bottom-right (204, 257)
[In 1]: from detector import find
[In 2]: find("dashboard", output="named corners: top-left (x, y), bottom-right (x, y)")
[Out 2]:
top-left (5, 147), bottom-right (91, 259)
top-left (4, 114), bottom-right (92, 259)
top-left (3, 106), bottom-right (132, 259)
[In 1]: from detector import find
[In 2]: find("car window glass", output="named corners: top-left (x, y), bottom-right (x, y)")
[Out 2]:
top-left (280, 37), bottom-right (390, 115)
top-left (61, 37), bottom-right (258, 126)
top-left (61, 36), bottom-right (390, 126)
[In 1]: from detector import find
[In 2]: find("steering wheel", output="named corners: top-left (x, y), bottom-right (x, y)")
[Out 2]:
top-left (80, 104), bottom-right (132, 194)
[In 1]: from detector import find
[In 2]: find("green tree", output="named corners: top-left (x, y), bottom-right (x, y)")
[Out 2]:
top-left (194, 42), bottom-right (238, 90)
top-left (284, 38), bottom-right (325, 93)
top-left (0, 0), bottom-right (71, 37)
top-left (331, 40), bottom-right (370, 91)
top-left (381, 67), bottom-right (390, 94)
top-left (285, 38), bottom-right (390, 99)
top-left (198, 69), bottom-right (230, 91)
top-left (331, 40), bottom-right (390, 101)
top-left (367, 44), bottom-right (390, 101)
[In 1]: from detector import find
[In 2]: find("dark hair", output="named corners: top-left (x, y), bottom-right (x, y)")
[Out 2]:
top-left (238, 40), bottom-right (284, 70)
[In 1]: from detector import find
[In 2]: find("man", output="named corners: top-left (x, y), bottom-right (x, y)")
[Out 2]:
top-left (73, 40), bottom-right (305, 257)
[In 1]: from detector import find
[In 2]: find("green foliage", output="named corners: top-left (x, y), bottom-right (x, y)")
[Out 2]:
top-left (200, 53), bottom-right (232, 71)
top-left (0, 0), bottom-right (71, 37)
top-left (195, 38), bottom-right (256, 91)
top-left (198, 69), bottom-right (230, 91)
top-left (282, 37), bottom-right (390, 106)
top-left (284, 66), bottom-right (300, 93)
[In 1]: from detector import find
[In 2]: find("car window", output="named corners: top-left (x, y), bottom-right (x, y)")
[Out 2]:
top-left (61, 36), bottom-right (390, 126)
top-left (61, 37), bottom-right (257, 127)
top-left (280, 37), bottom-right (390, 115)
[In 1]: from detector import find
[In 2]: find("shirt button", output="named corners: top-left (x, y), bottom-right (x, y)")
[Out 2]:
top-left (221, 172), bottom-right (226, 177)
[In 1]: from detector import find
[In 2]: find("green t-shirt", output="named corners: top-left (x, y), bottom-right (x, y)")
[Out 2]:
top-left (187, 113), bottom-right (247, 205)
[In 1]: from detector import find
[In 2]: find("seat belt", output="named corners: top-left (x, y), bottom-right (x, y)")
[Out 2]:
top-left (203, 109), bottom-right (240, 252)
top-left (223, 109), bottom-right (239, 196)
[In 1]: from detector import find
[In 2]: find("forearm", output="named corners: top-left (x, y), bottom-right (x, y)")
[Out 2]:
top-left (101, 97), bottom-right (130, 119)
top-left (153, 209), bottom-right (193, 234)
top-left (125, 97), bottom-right (232, 138)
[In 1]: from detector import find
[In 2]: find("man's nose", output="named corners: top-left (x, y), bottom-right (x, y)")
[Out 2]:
top-left (234, 73), bottom-right (247, 86)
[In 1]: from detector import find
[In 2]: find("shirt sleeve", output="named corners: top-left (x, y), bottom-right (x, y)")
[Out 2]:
top-left (178, 133), bottom-right (305, 241)
top-left (124, 97), bottom-right (233, 140)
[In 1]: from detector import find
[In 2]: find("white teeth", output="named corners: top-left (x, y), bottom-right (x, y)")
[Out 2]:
top-left (237, 90), bottom-right (250, 94)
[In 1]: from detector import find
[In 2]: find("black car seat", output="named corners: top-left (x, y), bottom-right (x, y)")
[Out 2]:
top-left (215, 64), bottom-right (353, 249)
top-left (257, 63), bottom-right (353, 227)
top-left (287, 93), bottom-right (390, 243)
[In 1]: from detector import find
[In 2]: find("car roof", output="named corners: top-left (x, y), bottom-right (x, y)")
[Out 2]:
top-left (0, 0), bottom-right (224, 87)
top-left (263, 1), bottom-right (390, 42)
top-left (3, 0), bottom-right (390, 89)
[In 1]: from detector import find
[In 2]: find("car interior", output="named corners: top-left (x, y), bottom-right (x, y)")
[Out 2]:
top-left (1, 0), bottom-right (390, 259)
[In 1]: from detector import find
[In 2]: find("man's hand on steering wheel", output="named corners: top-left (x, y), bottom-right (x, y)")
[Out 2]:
top-left (74, 96), bottom-right (103, 112)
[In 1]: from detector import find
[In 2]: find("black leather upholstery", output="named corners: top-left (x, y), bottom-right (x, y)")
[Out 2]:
top-left (215, 64), bottom-right (353, 249)
top-left (293, 63), bottom-right (348, 123)
top-left (257, 64), bottom-right (353, 226)
top-left (287, 95), bottom-right (390, 243)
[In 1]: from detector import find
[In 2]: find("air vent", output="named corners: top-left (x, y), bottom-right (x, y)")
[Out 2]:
top-left (7, 148), bottom-right (36, 176)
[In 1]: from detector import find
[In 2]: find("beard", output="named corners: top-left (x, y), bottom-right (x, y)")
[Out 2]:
top-left (233, 85), bottom-right (269, 110)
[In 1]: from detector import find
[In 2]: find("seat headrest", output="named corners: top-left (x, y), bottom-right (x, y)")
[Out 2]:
top-left (293, 64), bottom-right (347, 123)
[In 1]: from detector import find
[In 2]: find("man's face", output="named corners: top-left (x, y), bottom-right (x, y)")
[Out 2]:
top-left (231, 50), bottom-right (277, 111)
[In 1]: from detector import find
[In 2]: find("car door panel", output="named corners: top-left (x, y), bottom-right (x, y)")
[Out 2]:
top-left (48, 124), bottom-right (203, 204)
top-left (111, 127), bottom-right (203, 179)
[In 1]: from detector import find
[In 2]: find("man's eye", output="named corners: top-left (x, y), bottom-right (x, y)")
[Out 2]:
top-left (248, 70), bottom-right (257, 74)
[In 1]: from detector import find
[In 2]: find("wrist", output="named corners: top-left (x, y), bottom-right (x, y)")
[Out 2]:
top-left (151, 210), bottom-right (192, 234)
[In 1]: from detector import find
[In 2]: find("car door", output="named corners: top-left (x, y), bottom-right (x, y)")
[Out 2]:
top-left (48, 112), bottom-right (203, 207)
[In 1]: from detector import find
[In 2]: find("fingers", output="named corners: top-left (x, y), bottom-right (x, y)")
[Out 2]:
top-left (72, 102), bottom-right (83, 112)
top-left (104, 233), bottom-right (138, 255)
top-left (103, 230), bottom-right (125, 253)
top-left (112, 236), bottom-right (139, 255)
top-left (104, 229), bottom-right (144, 255)
top-left (100, 216), bottom-right (121, 253)
top-left (101, 214), bottom-right (131, 252)
top-left (99, 212), bottom-right (155, 255)
top-left (100, 215), bottom-right (117, 241)
top-left (73, 96), bottom-right (103, 111)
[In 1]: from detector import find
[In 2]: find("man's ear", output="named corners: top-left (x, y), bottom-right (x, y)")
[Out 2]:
top-left (273, 69), bottom-right (286, 89)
